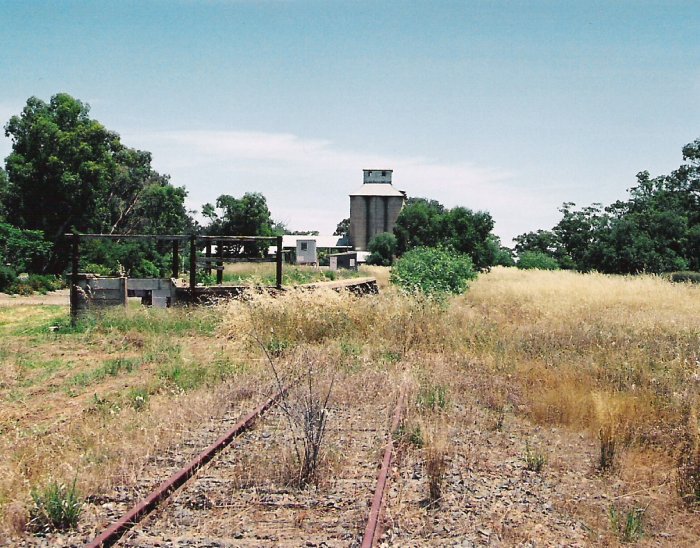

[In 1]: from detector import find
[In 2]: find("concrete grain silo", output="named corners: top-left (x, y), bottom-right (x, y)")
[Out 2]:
top-left (349, 170), bottom-right (406, 251)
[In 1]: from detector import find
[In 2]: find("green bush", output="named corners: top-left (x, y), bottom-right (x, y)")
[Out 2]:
top-left (25, 274), bottom-right (64, 293)
top-left (0, 223), bottom-right (53, 273)
top-left (390, 246), bottom-right (477, 296)
top-left (517, 251), bottom-right (560, 270)
top-left (80, 239), bottom-right (171, 278)
top-left (0, 265), bottom-right (18, 292)
top-left (367, 232), bottom-right (397, 266)
top-left (0, 272), bottom-right (63, 295)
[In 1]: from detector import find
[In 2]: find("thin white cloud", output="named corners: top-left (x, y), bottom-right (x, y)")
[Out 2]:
top-left (120, 128), bottom-right (554, 243)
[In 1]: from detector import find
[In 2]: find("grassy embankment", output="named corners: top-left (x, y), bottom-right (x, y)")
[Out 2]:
top-left (0, 266), bottom-right (698, 542)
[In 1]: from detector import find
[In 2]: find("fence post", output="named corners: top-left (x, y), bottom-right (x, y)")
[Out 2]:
top-left (171, 239), bottom-right (179, 279)
top-left (276, 235), bottom-right (283, 290)
top-left (216, 240), bottom-right (223, 285)
top-left (205, 241), bottom-right (212, 277)
top-left (70, 234), bottom-right (80, 326)
top-left (189, 235), bottom-right (197, 304)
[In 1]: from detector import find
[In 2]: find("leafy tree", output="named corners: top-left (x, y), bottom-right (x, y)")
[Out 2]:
top-left (441, 207), bottom-right (495, 269)
top-left (333, 218), bottom-right (350, 236)
top-left (513, 229), bottom-right (565, 268)
top-left (106, 147), bottom-right (190, 236)
top-left (390, 246), bottom-right (477, 297)
top-left (127, 182), bottom-right (190, 235)
top-left (487, 235), bottom-right (515, 267)
top-left (0, 223), bottom-right (53, 273)
top-left (4, 94), bottom-right (120, 241)
top-left (393, 198), bottom-right (496, 270)
top-left (3, 93), bottom-right (190, 272)
top-left (366, 232), bottom-right (397, 266)
top-left (552, 203), bottom-right (606, 270)
top-left (393, 198), bottom-right (446, 254)
top-left (202, 192), bottom-right (275, 256)
top-left (0, 168), bottom-right (8, 222)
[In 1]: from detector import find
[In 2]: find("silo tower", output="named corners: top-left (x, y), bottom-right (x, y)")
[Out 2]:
top-left (349, 169), bottom-right (406, 251)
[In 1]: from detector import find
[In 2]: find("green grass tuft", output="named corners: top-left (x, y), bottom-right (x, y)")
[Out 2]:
top-left (30, 478), bottom-right (82, 533)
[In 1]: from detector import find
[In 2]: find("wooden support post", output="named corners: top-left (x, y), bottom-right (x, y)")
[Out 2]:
top-left (205, 242), bottom-right (212, 277)
top-left (189, 235), bottom-right (197, 304)
top-left (70, 234), bottom-right (80, 326)
top-left (172, 240), bottom-right (179, 279)
top-left (276, 235), bottom-right (283, 290)
top-left (216, 240), bottom-right (223, 285)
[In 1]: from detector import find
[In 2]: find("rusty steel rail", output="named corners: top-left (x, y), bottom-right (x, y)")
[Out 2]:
top-left (87, 386), bottom-right (288, 548)
top-left (361, 386), bottom-right (406, 548)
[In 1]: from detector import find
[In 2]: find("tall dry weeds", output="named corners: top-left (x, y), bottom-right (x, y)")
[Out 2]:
top-left (461, 268), bottom-right (700, 453)
top-left (423, 422), bottom-right (449, 506)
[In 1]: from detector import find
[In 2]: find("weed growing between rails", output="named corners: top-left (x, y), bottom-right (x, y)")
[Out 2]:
top-left (257, 341), bottom-right (338, 488)
top-left (28, 478), bottom-right (82, 533)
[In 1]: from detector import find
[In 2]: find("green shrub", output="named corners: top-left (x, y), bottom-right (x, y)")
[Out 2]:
top-left (0, 272), bottom-right (63, 295)
top-left (0, 223), bottom-right (53, 273)
top-left (517, 251), bottom-right (560, 270)
top-left (366, 232), bottom-right (397, 266)
top-left (391, 246), bottom-right (477, 296)
top-left (83, 262), bottom-right (114, 276)
top-left (25, 274), bottom-right (64, 293)
top-left (395, 423), bottom-right (424, 448)
top-left (30, 478), bottom-right (82, 532)
top-left (0, 265), bottom-right (18, 292)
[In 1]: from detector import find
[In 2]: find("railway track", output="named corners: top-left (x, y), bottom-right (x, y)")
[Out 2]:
top-left (87, 377), bottom-right (405, 547)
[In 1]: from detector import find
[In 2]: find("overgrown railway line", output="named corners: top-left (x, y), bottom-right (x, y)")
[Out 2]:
top-left (87, 382), bottom-right (406, 547)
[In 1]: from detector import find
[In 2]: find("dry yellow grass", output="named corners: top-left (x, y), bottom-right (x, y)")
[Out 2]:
top-left (2, 266), bottom-right (699, 542)
top-left (462, 268), bottom-right (700, 448)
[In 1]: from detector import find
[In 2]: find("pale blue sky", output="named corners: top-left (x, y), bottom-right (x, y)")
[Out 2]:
top-left (1, 1), bottom-right (698, 243)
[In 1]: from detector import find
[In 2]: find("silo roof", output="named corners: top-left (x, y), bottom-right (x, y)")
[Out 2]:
top-left (349, 183), bottom-right (406, 197)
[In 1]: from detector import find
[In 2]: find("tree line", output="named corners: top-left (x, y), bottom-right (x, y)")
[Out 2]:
top-left (513, 140), bottom-right (699, 274)
top-left (1, 92), bottom-right (696, 290)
